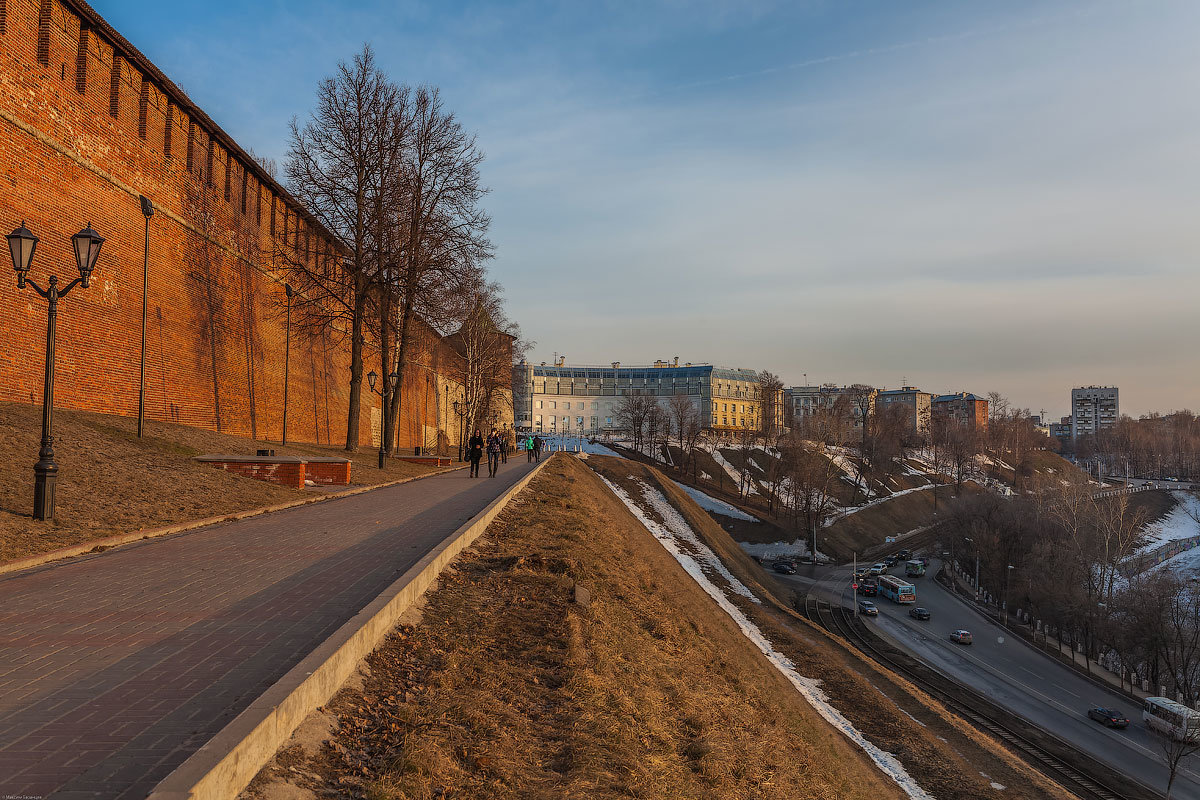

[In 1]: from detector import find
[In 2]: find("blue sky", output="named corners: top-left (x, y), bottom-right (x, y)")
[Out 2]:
top-left (101, 0), bottom-right (1200, 419)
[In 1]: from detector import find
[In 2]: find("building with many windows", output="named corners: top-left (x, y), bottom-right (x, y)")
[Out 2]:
top-left (783, 385), bottom-right (875, 437)
top-left (876, 387), bottom-right (933, 436)
top-left (932, 392), bottom-right (990, 432)
top-left (1071, 386), bottom-right (1119, 441)
top-left (512, 359), bottom-right (774, 436)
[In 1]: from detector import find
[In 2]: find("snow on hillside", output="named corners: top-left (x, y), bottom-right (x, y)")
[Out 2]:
top-left (598, 475), bottom-right (933, 800)
top-left (673, 481), bottom-right (760, 522)
top-left (1141, 492), bottom-right (1200, 549)
top-left (824, 484), bottom-right (938, 527)
top-left (738, 539), bottom-right (827, 562)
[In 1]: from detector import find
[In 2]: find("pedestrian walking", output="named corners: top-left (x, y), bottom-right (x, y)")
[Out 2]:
top-left (500, 434), bottom-right (508, 464)
top-left (533, 435), bottom-right (543, 463)
top-left (526, 434), bottom-right (535, 462)
top-left (486, 427), bottom-right (502, 477)
top-left (468, 429), bottom-right (484, 478)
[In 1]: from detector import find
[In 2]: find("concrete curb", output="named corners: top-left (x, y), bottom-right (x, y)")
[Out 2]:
top-left (0, 464), bottom-right (467, 578)
top-left (145, 455), bottom-right (552, 800)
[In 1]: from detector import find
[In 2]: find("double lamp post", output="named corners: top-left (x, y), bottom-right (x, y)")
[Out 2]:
top-left (7, 220), bottom-right (105, 521)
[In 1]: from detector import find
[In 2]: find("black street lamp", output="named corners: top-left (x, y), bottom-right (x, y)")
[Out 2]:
top-left (9, 220), bottom-right (104, 520)
top-left (367, 370), bottom-right (398, 468)
top-left (453, 397), bottom-right (465, 462)
top-left (282, 283), bottom-right (293, 445)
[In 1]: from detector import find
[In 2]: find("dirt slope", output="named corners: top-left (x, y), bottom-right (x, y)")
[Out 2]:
top-left (244, 454), bottom-right (915, 799)
top-left (587, 455), bottom-right (1071, 800)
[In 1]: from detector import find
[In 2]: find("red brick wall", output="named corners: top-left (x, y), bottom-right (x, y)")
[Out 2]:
top-left (0, 0), bottom-right (463, 450)
top-left (305, 460), bottom-right (351, 486)
top-left (203, 460), bottom-right (305, 490)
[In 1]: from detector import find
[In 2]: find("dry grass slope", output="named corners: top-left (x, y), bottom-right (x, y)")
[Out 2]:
top-left (586, 455), bottom-right (1072, 800)
top-left (246, 454), bottom-right (913, 799)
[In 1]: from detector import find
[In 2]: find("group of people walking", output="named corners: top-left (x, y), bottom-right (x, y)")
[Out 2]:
top-left (465, 429), bottom-right (544, 477)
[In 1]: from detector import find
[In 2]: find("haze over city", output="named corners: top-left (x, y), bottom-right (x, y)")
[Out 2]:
top-left (99, 0), bottom-right (1200, 420)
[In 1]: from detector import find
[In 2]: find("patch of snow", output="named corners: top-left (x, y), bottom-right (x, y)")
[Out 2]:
top-left (824, 484), bottom-right (938, 527)
top-left (597, 474), bottom-right (933, 800)
top-left (991, 782), bottom-right (1006, 791)
top-left (1141, 492), bottom-right (1200, 549)
top-left (579, 441), bottom-right (621, 457)
top-left (700, 471), bottom-right (712, 481)
top-left (738, 539), bottom-right (828, 562)
top-left (673, 482), bottom-right (760, 521)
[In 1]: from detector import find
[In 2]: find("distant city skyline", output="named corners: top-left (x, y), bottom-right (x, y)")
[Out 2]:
top-left (100, 0), bottom-right (1200, 420)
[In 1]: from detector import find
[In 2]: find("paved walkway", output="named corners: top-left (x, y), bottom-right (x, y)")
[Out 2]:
top-left (0, 460), bottom-right (537, 799)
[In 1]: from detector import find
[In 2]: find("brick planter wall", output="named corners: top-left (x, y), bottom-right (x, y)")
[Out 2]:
top-left (194, 456), bottom-right (306, 490)
top-left (304, 458), bottom-right (352, 486)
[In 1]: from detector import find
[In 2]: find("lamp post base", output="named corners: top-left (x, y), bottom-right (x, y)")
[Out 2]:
top-left (33, 462), bottom-right (57, 521)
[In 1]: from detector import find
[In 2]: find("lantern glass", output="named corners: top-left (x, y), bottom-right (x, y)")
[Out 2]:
top-left (388, 371), bottom-right (399, 391)
top-left (7, 221), bottom-right (38, 280)
top-left (72, 223), bottom-right (104, 283)
top-left (367, 371), bottom-right (377, 391)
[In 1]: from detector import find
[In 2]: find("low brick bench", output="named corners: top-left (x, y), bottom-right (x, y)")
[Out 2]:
top-left (194, 455), bottom-right (308, 490)
top-left (194, 455), bottom-right (353, 489)
top-left (304, 456), bottom-right (353, 486)
top-left (395, 455), bottom-right (454, 467)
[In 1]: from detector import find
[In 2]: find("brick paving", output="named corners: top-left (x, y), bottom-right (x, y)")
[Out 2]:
top-left (0, 461), bottom-right (536, 799)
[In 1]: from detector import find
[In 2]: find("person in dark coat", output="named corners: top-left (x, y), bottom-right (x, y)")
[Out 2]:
top-left (486, 427), bottom-right (502, 477)
top-left (532, 435), bottom-right (544, 463)
top-left (467, 429), bottom-right (484, 478)
top-left (500, 433), bottom-right (508, 464)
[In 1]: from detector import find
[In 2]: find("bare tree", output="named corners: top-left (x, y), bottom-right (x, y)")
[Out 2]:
top-left (1155, 709), bottom-right (1200, 800)
top-left (616, 391), bottom-right (655, 453)
top-left (283, 45), bottom-right (397, 450)
top-left (758, 370), bottom-right (783, 439)
top-left (388, 86), bottom-right (492, 454)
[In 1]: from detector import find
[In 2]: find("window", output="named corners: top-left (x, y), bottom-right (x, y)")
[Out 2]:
top-left (576, 416), bottom-right (584, 428)
top-left (591, 401), bottom-right (599, 410)
top-left (535, 415), bottom-right (542, 431)
top-left (712, 415), bottom-right (718, 425)
top-left (590, 416), bottom-right (598, 430)
top-left (535, 400), bottom-right (542, 409)
top-left (605, 416), bottom-right (613, 427)
top-left (550, 401), bottom-right (557, 410)
top-left (564, 401), bottom-right (570, 410)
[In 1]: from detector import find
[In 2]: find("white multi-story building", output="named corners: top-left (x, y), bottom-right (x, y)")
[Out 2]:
top-left (512, 358), bottom-right (773, 436)
top-left (1071, 386), bottom-right (1119, 440)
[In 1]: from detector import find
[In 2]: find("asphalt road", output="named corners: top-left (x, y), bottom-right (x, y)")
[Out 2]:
top-left (776, 558), bottom-right (1200, 798)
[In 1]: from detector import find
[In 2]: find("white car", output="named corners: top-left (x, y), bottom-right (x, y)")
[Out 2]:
top-left (868, 563), bottom-right (887, 575)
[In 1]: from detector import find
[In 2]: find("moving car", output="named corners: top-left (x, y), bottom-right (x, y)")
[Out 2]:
top-left (884, 555), bottom-right (899, 567)
top-left (1087, 706), bottom-right (1129, 729)
top-left (896, 549), bottom-right (911, 559)
top-left (909, 606), bottom-right (931, 620)
top-left (949, 630), bottom-right (973, 645)
top-left (772, 561), bottom-right (796, 575)
top-left (857, 577), bottom-right (878, 596)
top-left (858, 600), bottom-right (878, 616)
top-left (869, 563), bottom-right (887, 575)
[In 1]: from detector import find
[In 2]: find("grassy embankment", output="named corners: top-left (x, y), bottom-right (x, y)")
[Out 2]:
top-left (0, 401), bottom-right (444, 562)
top-left (245, 454), bottom-right (1069, 800)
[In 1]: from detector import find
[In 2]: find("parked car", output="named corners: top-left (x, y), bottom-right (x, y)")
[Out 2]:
top-left (1087, 707), bottom-right (1129, 729)
top-left (772, 561), bottom-right (796, 575)
top-left (949, 630), bottom-right (973, 645)
top-left (858, 600), bottom-right (878, 616)
top-left (896, 549), bottom-right (911, 560)
top-left (909, 606), bottom-right (931, 620)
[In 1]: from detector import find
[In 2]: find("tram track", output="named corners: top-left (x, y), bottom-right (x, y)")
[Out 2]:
top-left (801, 588), bottom-right (1154, 800)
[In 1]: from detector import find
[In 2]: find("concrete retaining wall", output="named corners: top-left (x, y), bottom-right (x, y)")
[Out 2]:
top-left (146, 456), bottom-right (552, 800)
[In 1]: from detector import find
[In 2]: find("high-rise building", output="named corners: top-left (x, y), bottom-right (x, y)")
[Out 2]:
top-left (1071, 386), bottom-right (1119, 440)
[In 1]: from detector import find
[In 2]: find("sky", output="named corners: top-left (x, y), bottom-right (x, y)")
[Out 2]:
top-left (100, 0), bottom-right (1200, 420)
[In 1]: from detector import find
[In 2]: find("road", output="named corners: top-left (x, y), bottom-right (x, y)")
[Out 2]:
top-left (776, 558), bottom-right (1200, 799)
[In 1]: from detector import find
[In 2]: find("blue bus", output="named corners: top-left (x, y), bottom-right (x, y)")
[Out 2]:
top-left (878, 574), bottom-right (916, 604)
